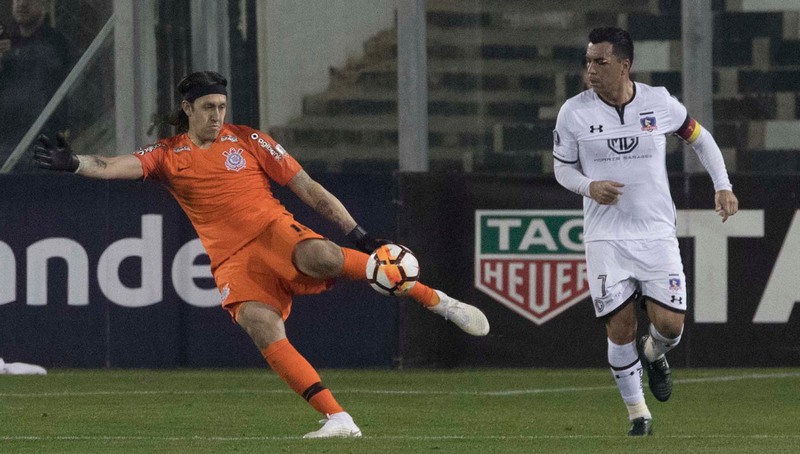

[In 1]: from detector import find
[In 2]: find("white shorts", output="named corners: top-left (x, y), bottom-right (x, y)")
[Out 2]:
top-left (585, 238), bottom-right (687, 318)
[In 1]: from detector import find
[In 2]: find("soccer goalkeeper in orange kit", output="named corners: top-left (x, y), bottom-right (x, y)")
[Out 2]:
top-left (34, 71), bottom-right (490, 438)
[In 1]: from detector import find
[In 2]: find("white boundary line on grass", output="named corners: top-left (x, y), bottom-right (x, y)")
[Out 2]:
top-left (0, 371), bottom-right (798, 398)
top-left (2, 434), bottom-right (800, 442)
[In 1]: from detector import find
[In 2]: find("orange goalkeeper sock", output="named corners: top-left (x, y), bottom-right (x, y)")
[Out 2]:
top-left (340, 247), bottom-right (369, 280)
top-left (406, 282), bottom-right (440, 308)
top-left (262, 338), bottom-right (343, 416)
top-left (341, 246), bottom-right (440, 308)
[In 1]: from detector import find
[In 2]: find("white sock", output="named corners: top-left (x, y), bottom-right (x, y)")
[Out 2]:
top-left (608, 338), bottom-right (649, 419)
top-left (329, 411), bottom-right (353, 422)
top-left (644, 324), bottom-right (683, 361)
top-left (428, 290), bottom-right (448, 315)
top-left (626, 400), bottom-right (651, 421)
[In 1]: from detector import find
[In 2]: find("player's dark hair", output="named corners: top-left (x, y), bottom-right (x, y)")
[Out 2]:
top-left (588, 27), bottom-right (634, 64)
top-left (167, 71), bottom-right (228, 133)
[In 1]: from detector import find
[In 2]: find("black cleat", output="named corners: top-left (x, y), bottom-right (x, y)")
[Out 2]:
top-left (640, 335), bottom-right (673, 402)
top-left (627, 417), bottom-right (653, 436)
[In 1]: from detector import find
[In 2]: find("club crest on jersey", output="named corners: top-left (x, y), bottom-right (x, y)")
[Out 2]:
top-left (222, 148), bottom-right (247, 172)
top-left (173, 145), bottom-right (190, 153)
top-left (640, 115), bottom-right (658, 132)
top-left (220, 284), bottom-right (231, 303)
top-left (134, 143), bottom-right (165, 155)
top-left (220, 135), bottom-right (238, 143)
top-left (475, 210), bottom-right (588, 326)
top-left (594, 298), bottom-right (605, 313)
top-left (669, 276), bottom-right (682, 291)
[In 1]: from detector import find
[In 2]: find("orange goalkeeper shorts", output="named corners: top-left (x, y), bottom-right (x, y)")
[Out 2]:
top-left (214, 213), bottom-right (334, 321)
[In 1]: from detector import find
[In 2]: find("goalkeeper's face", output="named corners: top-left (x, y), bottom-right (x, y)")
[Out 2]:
top-left (184, 94), bottom-right (227, 143)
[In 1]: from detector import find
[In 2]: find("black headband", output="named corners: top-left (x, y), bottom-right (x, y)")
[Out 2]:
top-left (183, 84), bottom-right (227, 103)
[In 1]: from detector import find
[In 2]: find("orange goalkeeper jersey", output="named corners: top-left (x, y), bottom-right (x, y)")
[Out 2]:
top-left (133, 124), bottom-right (302, 271)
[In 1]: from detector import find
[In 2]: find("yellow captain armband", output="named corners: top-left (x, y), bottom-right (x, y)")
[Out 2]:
top-left (676, 117), bottom-right (703, 144)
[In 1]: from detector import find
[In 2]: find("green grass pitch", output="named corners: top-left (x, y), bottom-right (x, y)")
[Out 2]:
top-left (1, 368), bottom-right (799, 453)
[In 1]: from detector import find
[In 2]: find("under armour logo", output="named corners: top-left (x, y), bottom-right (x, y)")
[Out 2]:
top-left (671, 295), bottom-right (683, 304)
top-left (590, 125), bottom-right (603, 133)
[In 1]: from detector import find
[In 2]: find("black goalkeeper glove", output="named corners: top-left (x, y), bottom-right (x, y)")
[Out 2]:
top-left (347, 225), bottom-right (391, 254)
top-left (33, 132), bottom-right (80, 172)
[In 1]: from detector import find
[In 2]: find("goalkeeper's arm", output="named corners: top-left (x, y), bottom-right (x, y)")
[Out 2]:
top-left (286, 169), bottom-right (389, 253)
top-left (34, 133), bottom-right (144, 180)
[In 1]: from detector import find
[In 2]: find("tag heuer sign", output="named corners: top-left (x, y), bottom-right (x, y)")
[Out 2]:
top-left (475, 210), bottom-right (589, 325)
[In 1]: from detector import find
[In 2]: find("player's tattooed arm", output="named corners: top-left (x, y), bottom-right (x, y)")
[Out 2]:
top-left (288, 170), bottom-right (358, 234)
top-left (78, 155), bottom-right (108, 170)
top-left (74, 153), bottom-right (143, 180)
top-left (34, 133), bottom-right (143, 180)
top-left (289, 170), bottom-right (390, 252)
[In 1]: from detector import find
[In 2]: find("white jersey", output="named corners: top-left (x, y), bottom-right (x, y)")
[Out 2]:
top-left (553, 82), bottom-right (687, 242)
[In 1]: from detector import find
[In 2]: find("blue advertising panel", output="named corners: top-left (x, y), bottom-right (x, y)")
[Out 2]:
top-left (0, 174), bottom-right (397, 368)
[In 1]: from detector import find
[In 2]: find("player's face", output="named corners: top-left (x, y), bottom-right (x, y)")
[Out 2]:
top-left (585, 41), bottom-right (629, 94)
top-left (185, 94), bottom-right (226, 143)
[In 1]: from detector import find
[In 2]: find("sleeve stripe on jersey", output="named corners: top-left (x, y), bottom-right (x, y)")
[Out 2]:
top-left (675, 114), bottom-right (702, 144)
top-left (553, 154), bottom-right (579, 164)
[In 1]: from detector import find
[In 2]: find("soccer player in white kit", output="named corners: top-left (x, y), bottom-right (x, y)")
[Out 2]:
top-left (552, 27), bottom-right (739, 436)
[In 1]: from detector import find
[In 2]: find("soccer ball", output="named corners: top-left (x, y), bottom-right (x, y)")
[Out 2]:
top-left (365, 244), bottom-right (419, 296)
